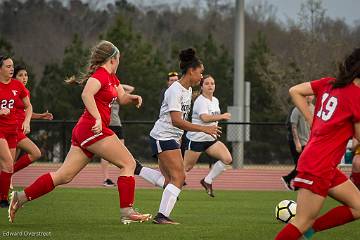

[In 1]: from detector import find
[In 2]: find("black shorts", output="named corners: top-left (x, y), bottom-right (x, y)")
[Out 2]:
top-left (185, 136), bottom-right (217, 152)
top-left (109, 126), bottom-right (124, 140)
top-left (149, 136), bottom-right (180, 158)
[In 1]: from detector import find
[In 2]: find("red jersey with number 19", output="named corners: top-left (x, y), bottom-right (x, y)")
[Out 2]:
top-left (297, 77), bottom-right (360, 178)
top-left (0, 79), bottom-right (28, 133)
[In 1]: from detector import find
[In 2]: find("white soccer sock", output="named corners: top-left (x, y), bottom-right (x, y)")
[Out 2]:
top-left (158, 184), bottom-right (181, 217)
top-left (139, 167), bottom-right (165, 188)
top-left (204, 160), bottom-right (226, 184)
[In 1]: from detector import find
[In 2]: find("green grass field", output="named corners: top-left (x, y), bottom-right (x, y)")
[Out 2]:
top-left (0, 188), bottom-right (358, 239)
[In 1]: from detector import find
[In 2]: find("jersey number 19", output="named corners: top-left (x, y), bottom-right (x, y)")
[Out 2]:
top-left (316, 93), bottom-right (338, 121)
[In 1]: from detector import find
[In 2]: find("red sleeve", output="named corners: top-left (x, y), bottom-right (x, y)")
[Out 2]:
top-left (16, 80), bottom-right (28, 99)
top-left (91, 69), bottom-right (107, 88)
top-left (310, 77), bottom-right (334, 96)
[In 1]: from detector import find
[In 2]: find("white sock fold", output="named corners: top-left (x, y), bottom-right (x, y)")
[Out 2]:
top-left (139, 167), bottom-right (165, 188)
top-left (158, 184), bottom-right (181, 217)
top-left (204, 160), bottom-right (226, 184)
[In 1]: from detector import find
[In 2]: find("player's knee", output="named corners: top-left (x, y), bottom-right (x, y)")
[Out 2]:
top-left (349, 203), bottom-right (360, 219)
top-left (123, 159), bottom-right (136, 172)
top-left (223, 155), bottom-right (232, 165)
top-left (184, 164), bottom-right (193, 172)
top-left (30, 148), bottom-right (42, 161)
top-left (0, 158), bottom-right (13, 172)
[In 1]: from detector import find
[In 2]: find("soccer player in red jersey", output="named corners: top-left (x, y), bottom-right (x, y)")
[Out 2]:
top-left (8, 41), bottom-right (151, 224)
top-left (0, 55), bottom-right (32, 208)
top-left (275, 48), bottom-right (360, 239)
top-left (12, 65), bottom-right (53, 176)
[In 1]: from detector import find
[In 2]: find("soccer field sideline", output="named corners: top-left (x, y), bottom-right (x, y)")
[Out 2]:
top-left (11, 163), bottom-right (352, 190)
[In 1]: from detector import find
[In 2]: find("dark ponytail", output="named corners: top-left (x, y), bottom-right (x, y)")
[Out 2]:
top-left (333, 48), bottom-right (360, 88)
top-left (179, 48), bottom-right (202, 75)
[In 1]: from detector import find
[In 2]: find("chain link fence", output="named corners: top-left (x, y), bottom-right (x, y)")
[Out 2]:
top-left (29, 120), bottom-right (292, 165)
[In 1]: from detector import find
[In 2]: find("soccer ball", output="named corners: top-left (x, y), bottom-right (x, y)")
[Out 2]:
top-left (275, 200), bottom-right (297, 223)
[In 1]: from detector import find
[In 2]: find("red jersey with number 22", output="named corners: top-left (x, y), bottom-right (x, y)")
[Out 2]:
top-left (297, 77), bottom-right (360, 178)
top-left (0, 79), bottom-right (28, 133)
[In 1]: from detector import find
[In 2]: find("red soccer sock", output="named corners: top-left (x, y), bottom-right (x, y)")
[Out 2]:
top-left (313, 205), bottom-right (354, 232)
top-left (275, 223), bottom-right (302, 240)
top-left (117, 176), bottom-right (135, 208)
top-left (351, 172), bottom-right (360, 188)
top-left (0, 171), bottom-right (12, 201)
top-left (24, 173), bottom-right (55, 201)
top-left (14, 154), bottom-right (33, 173)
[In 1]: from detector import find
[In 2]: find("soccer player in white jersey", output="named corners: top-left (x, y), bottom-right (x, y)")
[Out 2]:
top-left (150, 48), bottom-right (221, 224)
top-left (184, 75), bottom-right (232, 197)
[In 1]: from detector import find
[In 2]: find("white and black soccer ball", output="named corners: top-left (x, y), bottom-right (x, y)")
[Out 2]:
top-left (275, 200), bottom-right (297, 223)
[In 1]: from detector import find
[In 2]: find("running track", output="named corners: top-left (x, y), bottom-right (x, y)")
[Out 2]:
top-left (12, 163), bottom-right (352, 191)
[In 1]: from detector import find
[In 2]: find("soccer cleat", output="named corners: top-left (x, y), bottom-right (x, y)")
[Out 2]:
top-left (134, 159), bottom-right (143, 176)
top-left (120, 208), bottom-right (152, 224)
top-left (152, 213), bottom-right (180, 225)
top-left (103, 179), bottom-right (116, 187)
top-left (200, 178), bottom-right (215, 197)
top-left (0, 199), bottom-right (9, 208)
top-left (281, 176), bottom-right (294, 191)
top-left (8, 191), bottom-right (21, 223)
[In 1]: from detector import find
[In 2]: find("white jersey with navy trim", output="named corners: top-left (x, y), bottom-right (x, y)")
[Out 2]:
top-left (186, 94), bottom-right (220, 142)
top-left (150, 81), bottom-right (192, 141)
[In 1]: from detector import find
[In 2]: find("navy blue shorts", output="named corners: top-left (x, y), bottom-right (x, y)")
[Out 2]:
top-left (149, 136), bottom-right (180, 158)
top-left (185, 137), bottom-right (217, 152)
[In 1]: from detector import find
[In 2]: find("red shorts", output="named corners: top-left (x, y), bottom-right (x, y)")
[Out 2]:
top-left (71, 121), bottom-right (114, 158)
top-left (0, 131), bottom-right (17, 149)
top-left (293, 168), bottom-right (348, 197)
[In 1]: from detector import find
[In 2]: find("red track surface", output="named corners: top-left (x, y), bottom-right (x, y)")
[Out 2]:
top-left (12, 163), bottom-right (351, 191)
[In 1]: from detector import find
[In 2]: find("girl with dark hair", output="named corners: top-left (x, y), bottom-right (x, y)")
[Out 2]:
top-left (8, 41), bottom-right (151, 224)
top-left (150, 48), bottom-right (221, 224)
top-left (0, 56), bottom-right (32, 208)
top-left (183, 75), bottom-right (232, 197)
top-left (12, 65), bottom-right (53, 178)
top-left (275, 48), bottom-right (360, 239)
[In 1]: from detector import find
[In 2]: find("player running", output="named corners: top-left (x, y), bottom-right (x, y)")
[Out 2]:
top-left (275, 48), bottom-right (360, 239)
top-left (8, 41), bottom-right (151, 224)
top-left (0, 55), bottom-right (32, 208)
top-left (150, 48), bottom-right (221, 224)
top-left (12, 65), bottom-right (53, 176)
top-left (183, 74), bottom-right (232, 197)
